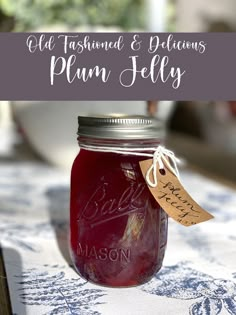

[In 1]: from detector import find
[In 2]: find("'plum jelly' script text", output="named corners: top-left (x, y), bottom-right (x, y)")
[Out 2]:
top-left (25, 33), bottom-right (207, 90)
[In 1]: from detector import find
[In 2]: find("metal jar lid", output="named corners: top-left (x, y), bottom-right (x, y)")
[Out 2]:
top-left (77, 115), bottom-right (165, 140)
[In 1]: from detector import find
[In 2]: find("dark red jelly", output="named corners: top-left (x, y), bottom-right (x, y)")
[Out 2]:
top-left (70, 116), bottom-right (168, 287)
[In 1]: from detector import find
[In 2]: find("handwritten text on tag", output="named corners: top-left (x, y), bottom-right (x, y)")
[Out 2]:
top-left (139, 159), bottom-right (214, 227)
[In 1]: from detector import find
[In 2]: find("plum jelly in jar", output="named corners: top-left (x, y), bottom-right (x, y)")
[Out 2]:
top-left (70, 116), bottom-right (168, 287)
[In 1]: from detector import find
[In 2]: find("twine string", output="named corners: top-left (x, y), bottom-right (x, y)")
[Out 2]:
top-left (79, 143), bottom-right (180, 187)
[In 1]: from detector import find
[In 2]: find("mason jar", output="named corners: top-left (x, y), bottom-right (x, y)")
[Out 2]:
top-left (70, 116), bottom-right (168, 287)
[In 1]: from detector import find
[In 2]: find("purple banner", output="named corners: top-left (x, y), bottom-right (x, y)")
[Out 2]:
top-left (0, 33), bottom-right (235, 100)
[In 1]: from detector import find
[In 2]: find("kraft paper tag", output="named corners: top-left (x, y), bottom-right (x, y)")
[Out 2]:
top-left (139, 159), bottom-right (214, 227)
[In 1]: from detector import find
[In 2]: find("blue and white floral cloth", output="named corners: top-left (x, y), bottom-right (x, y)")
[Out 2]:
top-left (0, 162), bottom-right (236, 315)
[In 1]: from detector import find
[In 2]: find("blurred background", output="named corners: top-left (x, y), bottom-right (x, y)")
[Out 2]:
top-left (0, 0), bottom-right (236, 182)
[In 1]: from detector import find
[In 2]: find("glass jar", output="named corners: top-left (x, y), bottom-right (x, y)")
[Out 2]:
top-left (70, 116), bottom-right (168, 287)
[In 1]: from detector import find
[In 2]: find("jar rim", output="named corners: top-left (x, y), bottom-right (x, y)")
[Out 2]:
top-left (77, 115), bottom-right (166, 140)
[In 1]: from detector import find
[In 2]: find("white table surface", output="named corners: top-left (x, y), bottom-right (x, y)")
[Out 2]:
top-left (0, 161), bottom-right (236, 315)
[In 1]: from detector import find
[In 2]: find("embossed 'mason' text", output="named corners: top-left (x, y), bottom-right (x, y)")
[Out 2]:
top-left (77, 243), bottom-right (131, 263)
